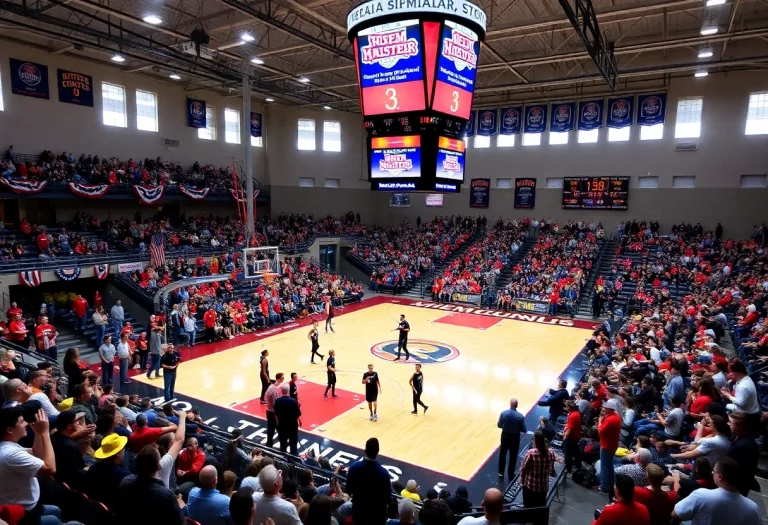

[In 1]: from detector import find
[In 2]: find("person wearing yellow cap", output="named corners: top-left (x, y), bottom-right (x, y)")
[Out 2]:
top-left (58, 398), bottom-right (73, 410)
top-left (85, 434), bottom-right (130, 511)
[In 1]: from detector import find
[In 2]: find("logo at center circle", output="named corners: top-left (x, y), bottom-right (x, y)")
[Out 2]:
top-left (370, 339), bottom-right (460, 364)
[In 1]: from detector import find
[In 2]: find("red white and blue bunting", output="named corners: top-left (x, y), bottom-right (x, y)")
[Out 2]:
top-left (133, 184), bottom-right (165, 205)
top-left (93, 264), bottom-right (110, 280)
top-left (0, 178), bottom-right (48, 194)
top-left (68, 182), bottom-right (111, 199)
top-left (18, 270), bottom-right (42, 287)
top-left (179, 186), bottom-right (211, 200)
top-left (55, 267), bottom-right (81, 281)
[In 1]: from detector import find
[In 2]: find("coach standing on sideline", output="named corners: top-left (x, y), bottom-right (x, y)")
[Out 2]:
top-left (497, 398), bottom-right (526, 480)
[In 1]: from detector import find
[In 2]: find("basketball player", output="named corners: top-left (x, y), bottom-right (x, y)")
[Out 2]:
top-left (409, 364), bottom-right (429, 415)
top-left (362, 364), bottom-right (382, 421)
top-left (308, 320), bottom-right (324, 363)
top-left (324, 350), bottom-right (339, 398)
top-left (324, 298), bottom-right (335, 333)
top-left (393, 314), bottom-right (410, 361)
top-left (259, 349), bottom-right (270, 404)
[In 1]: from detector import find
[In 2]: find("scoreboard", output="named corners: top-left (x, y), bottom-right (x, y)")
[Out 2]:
top-left (348, 0), bottom-right (487, 193)
top-left (562, 177), bottom-right (630, 210)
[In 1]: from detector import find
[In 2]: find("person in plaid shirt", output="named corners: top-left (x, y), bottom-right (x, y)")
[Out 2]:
top-left (519, 431), bottom-right (562, 510)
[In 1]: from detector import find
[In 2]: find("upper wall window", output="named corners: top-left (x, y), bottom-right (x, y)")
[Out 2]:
top-left (136, 90), bottom-right (158, 132)
top-left (198, 105), bottom-right (216, 141)
top-left (640, 123), bottom-right (663, 141)
top-left (497, 134), bottom-right (515, 147)
top-left (672, 176), bottom-right (696, 188)
top-left (224, 109), bottom-right (241, 144)
top-left (251, 136), bottom-right (263, 147)
top-left (323, 121), bottom-right (341, 152)
top-left (298, 119), bottom-right (316, 151)
top-left (608, 127), bottom-right (630, 142)
top-left (102, 82), bottom-right (127, 128)
top-left (745, 92), bottom-right (768, 135)
top-left (474, 135), bottom-right (490, 148)
top-left (578, 129), bottom-right (599, 143)
top-left (674, 98), bottom-right (703, 139)
top-left (546, 177), bottom-right (564, 189)
top-left (549, 132), bottom-right (569, 145)
top-left (522, 133), bottom-right (541, 147)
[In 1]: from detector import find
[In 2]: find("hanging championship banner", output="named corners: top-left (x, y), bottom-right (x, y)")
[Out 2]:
top-left (637, 93), bottom-right (667, 126)
top-left (477, 109), bottom-right (497, 136)
top-left (187, 98), bottom-right (206, 128)
top-left (10, 58), bottom-right (50, 99)
top-left (607, 97), bottom-right (634, 128)
top-left (133, 184), bottom-right (165, 205)
top-left (55, 268), bottom-right (81, 281)
top-left (578, 100), bottom-right (604, 130)
top-left (19, 271), bottom-right (42, 287)
top-left (179, 186), bottom-right (211, 200)
top-left (94, 264), bottom-right (110, 280)
top-left (250, 112), bottom-right (263, 138)
top-left (550, 102), bottom-right (575, 133)
top-left (68, 182), bottom-right (110, 198)
top-left (499, 107), bottom-right (522, 135)
top-left (464, 111), bottom-right (476, 137)
top-left (524, 104), bottom-right (548, 133)
top-left (514, 178), bottom-right (536, 209)
top-left (56, 69), bottom-right (93, 106)
top-left (469, 178), bottom-right (490, 208)
top-left (0, 178), bottom-right (48, 194)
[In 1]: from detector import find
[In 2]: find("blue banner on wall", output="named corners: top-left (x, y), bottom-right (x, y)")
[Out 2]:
top-left (524, 104), bottom-right (548, 133)
top-left (514, 177), bottom-right (536, 209)
top-left (187, 98), bottom-right (206, 128)
top-left (606, 97), bottom-right (634, 128)
top-left (477, 109), bottom-right (497, 136)
top-left (464, 111), bottom-right (476, 137)
top-left (637, 93), bottom-right (667, 126)
top-left (550, 102), bottom-right (575, 133)
top-left (499, 107), bottom-right (522, 135)
top-left (250, 112), bottom-right (263, 138)
top-left (578, 100), bottom-right (604, 130)
top-left (469, 178), bottom-right (490, 208)
top-left (10, 58), bottom-right (49, 99)
top-left (57, 69), bottom-right (93, 107)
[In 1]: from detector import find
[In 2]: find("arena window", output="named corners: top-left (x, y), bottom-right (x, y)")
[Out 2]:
top-left (638, 176), bottom-right (659, 188)
top-left (324, 178), bottom-right (340, 188)
top-left (549, 131), bottom-right (569, 145)
top-left (546, 177), bottom-right (564, 189)
top-left (136, 90), bottom-right (158, 132)
top-left (740, 174), bottom-right (767, 188)
top-left (224, 108), bottom-right (241, 144)
top-left (496, 178), bottom-right (513, 189)
top-left (474, 135), bottom-right (490, 148)
top-left (102, 82), bottom-right (127, 128)
top-left (323, 121), bottom-right (341, 152)
top-left (608, 127), bottom-right (630, 142)
top-left (577, 129), bottom-right (599, 143)
top-left (672, 175), bottom-right (696, 188)
top-left (674, 97), bottom-right (703, 139)
top-left (522, 133), bottom-right (541, 146)
top-left (251, 136), bottom-right (263, 147)
top-left (298, 118), bottom-right (316, 150)
top-left (299, 177), bottom-right (315, 187)
top-left (745, 92), bottom-right (768, 135)
top-left (640, 123), bottom-right (664, 140)
top-left (198, 105), bottom-right (217, 141)
top-left (496, 134), bottom-right (515, 147)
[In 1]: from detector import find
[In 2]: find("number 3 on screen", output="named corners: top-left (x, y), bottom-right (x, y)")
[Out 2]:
top-left (385, 88), bottom-right (398, 111)
top-left (450, 91), bottom-right (459, 112)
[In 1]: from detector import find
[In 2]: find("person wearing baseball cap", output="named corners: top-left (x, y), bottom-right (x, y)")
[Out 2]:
top-left (598, 397), bottom-right (622, 498)
top-left (87, 434), bottom-right (130, 511)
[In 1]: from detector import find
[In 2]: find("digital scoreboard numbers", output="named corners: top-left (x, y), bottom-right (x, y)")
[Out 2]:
top-left (370, 136), bottom-right (422, 179)
top-left (432, 21), bottom-right (479, 119)
top-left (562, 177), bottom-right (630, 210)
top-left (357, 20), bottom-right (426, 116)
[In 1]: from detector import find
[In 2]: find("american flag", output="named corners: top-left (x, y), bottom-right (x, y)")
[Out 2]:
top-left (150, 232), bottom-right (166, 267)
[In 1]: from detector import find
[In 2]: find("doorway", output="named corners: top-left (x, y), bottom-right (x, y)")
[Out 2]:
top-left (319, 244), bottom-right (337, 271)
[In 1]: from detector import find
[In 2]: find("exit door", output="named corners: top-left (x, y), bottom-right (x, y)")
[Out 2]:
top-left (319, 244), bottom-right (337, 271)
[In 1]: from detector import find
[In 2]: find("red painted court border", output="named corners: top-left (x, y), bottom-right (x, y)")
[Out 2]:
top-left (433, 312), bottom-right (502, 330)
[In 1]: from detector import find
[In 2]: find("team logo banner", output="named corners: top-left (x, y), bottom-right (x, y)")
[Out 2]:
top-left (19, 271), bottom-right (41, 287)
top-left (55, 268), bottom-right (81, 281)
top-left (469, 178), bottom-right (490, 208)
top-left (477, 109), bottom-right (497, 136)
top-left (550, 102), bottom-right (575, 133)
top-left (133, 184), bottom-right (165, 205)
top-left (187, 98), bottom-right (206, 128)
top-left (0, 178), bottom-right (48, 194)
top-left (57, 69), bottom-right (93, 106)
top-left (514, 178), bottom-right (536, 209)
top-left (499, 107), bottom-right (522, 135)
top-left (607, 96), bottom-right (634, 128)
top-left (578, 99), bottom-right (604, 130)
top-left (10, 58), bottom-right (49, 99)
top-left (250, 112), bottom-right (263, 138)
top-left (637, 93), bottom-right (667, 126)
top-left (179, 186), bottom-right (211, 200)
top-left (68, 182), bottom-right (110, 198)
top-left (524, 104), bottom-right (548, 133)
top-left (514, 298), bottom-right (549, 314)
top-left (464, 111), bottom-right (476, 137)
top-left (94, 264), bottom-right (110, 280)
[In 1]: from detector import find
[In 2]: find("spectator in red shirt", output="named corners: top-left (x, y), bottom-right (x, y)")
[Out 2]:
top-left (633, 464), bottom-right (676, 525)
top-left (598, 398), bottom-right (623, 495)
top-left (35, 316), bottom-right (58, 361)
top-left (7, 313), bottom-right (28, 346)
top-left (563, 401), bottom-right (582, 473)
top-left (36, 231), bottom-right (49, 253)
top-left (6, 302), bottom-right (22, 322)
top-left (593, 474), bottom-right (650, 525)
top-left (72, 294), bottom-right (89, 335)
top-left (128, 413), bottom-right (177, 453)
top-left (176, 436), bottom-right (205, 487)
top-left (203, 308), bottom-right (217, 344)
top-left (591, 379), bottom-right (608, 413)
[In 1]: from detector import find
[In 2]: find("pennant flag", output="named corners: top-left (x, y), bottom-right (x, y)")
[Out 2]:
top-left (464, 111), bottom-right (476, 137)
top-left (499, 107), bottom-right (522, 135)
top-left (150, 233), bottom-right (166, 267)
top-left (187, 97), bottom-right (206, 128)
top-left (607, 96), bottom-right (635, 128)
top-left (250, 112), bottom-right (263, 138)
top-left (133, 184), bottom-right (164, 205)
top-left (19, 270), bottom-right (41, 287)
top-left (637, 93), bottom-right (667, 126)
top-left (68, 182), bottom-right (110, 199)
top-left (179, 186), bottom-right (211, 200)
top-left (94, 264), bottom-right (110, 280)
top-left (0, 178), bottom-right (48, 195)
top-left (550, 102), bottom-right (575, 133)
top-left (477, 109), bottom-right (497, 136)
top-left (230, 188), bottom-right (260, 203)
top-left (524, 104), bottom-right (548, 133)
top-left (55, 268), bottom-right (81, 281)
top-left (578, 100), bottom-right (604, 130)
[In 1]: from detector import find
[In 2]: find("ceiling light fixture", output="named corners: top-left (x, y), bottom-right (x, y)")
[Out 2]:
top-left (241, 33), bottom-right (255, 42)
top-left (695, 69), bottom-right (709, 78)
top-left (698, 47), bottom-right (714, 58)
top-left (250, 57), bottom-right (264, 65)
top-left (705, 0), bottom-right (726, 6)
top-left (323, 106), bottom-right (332, 110)
top-left (169, 74), bottom-right (181, 80)
top-left (111, 54), bottom-right (126, 63)
top-left (700, 25), bottom-right (718, 35)
top-left (298, 76), bottom-right (310, 83)
top-left (265, 98), bottom-right (275, 102)
top-left (142, 15), bottom-right (163, 25)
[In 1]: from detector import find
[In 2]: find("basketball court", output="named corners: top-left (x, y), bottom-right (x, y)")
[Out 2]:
top-left (129, 296), bottom-right (594, 481)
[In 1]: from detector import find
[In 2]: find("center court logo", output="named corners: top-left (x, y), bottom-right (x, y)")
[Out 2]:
top-left (371, 339), bottom-right (459, 364)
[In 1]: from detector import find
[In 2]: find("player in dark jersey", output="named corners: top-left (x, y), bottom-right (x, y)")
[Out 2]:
top-left (259, 349), bottom-right (270, 404)
top-left (324, 349), bottom-right (339, 398)
top-left (289, 372), bottom-right (299, 401)
top-left (324, 298), bottom-right (335, 333)
top-left (362, 364), bottom-right (382, 421)
top-left (409, 364), bottom-right (428, 415)
top-left (308, 320), bottom-right (324, 363)
top-left (394, 314), bottom-right (410, 361)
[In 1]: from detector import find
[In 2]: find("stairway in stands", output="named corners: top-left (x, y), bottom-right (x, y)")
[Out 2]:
top-left (56, 308), bottom-right (147, 364)
top-left (491, 237), bottom-right (537, 292)
top-left (574, 237), bottom-right (618, 319)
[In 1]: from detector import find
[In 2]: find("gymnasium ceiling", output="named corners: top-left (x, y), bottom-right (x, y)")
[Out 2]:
top-left (1, 0), bottom-right (767, 110)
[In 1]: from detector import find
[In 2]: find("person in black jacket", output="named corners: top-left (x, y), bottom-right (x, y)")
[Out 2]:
top-left (537, 380), bottom-right (569, 421)
top-left (445, 485), bottom-right (473, 515)
top-left (116, 446), bottom-right (184, 525)
top-left (50, 410), bottom-right (89, 490)
top-left (274, 383), bottom-right (301, 455)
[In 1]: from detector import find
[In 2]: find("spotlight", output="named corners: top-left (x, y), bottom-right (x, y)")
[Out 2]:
top-left (169, 74), bottom-right (181, 80)
top-left (241, 33), bottom-right (255, 42)
top-left (298, 76), bottom-right (310, 83)
top-left (251, 57), bottom-right (265, 65)
top-left (700, 25), bottom-right (718, 35)
top-left (142, 15), bottom-right (163, 25)
top-left (111, 54), bottom-right (126, 63)
top-left (323, 106), bottom-right (332, 110)
top-left (265, 98), bottom-right (275, 102)
top-left (698, 47), bottom-right (713, 58)
top-left (695, 69), bottom-right (709, 78)
top-left (706, 0), bottom-right (726, 6)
